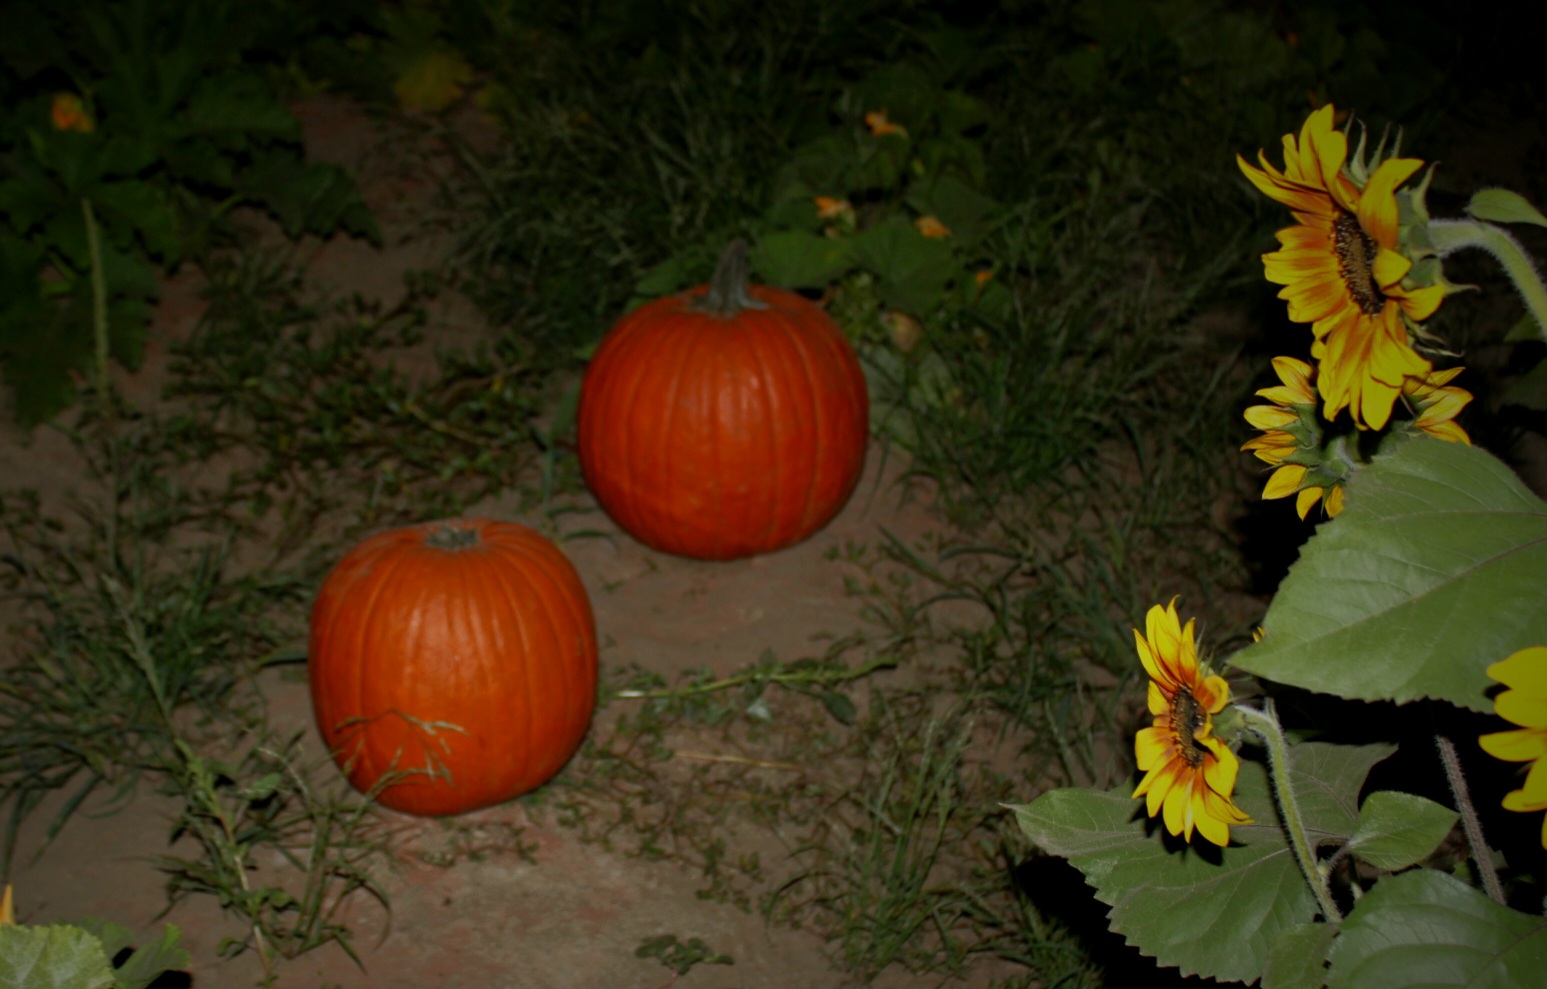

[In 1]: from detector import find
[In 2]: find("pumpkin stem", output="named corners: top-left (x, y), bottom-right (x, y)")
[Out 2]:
top-left (693, 239), bottom-right (769, 318)
top-left (426, 523), bottom-right (480, 551)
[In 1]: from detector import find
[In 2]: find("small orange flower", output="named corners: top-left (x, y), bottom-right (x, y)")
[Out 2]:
top-left (864, 109), bottom-right (907, 138)
top-left (1131, 598), bottom-right (1252, 846)
top-left (814, 196), bottom-right (854, 220)
top-left (51, 93), bottom-right (94, 133)
top-left (914, 215), bottom-right (950, 238)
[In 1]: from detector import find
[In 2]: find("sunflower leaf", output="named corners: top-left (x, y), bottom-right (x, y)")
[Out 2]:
top-left (1466, 188), bottom-right (1547, 229)
top-left (1009, 741), bottom-right (1391, 984)
top-left (1232, 438), bottom-right (1547, 711)
top-left (1326, 869), bottom-right (1547, 988)
top-left (1344, 790), bottom-right (1457, 872)
top-left (0, 925), bottom-right (115, 989)
top-left (1263, 922), bottom-right (1336, 989)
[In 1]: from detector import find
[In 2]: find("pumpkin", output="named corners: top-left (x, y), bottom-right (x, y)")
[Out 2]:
top-left (308, 518), bottom-right (598, 816)
top-left (578, 240), bottom-right (869, 560)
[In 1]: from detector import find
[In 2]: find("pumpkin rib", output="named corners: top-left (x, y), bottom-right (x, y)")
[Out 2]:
top-left (344, 536), bottom-right (420, 793)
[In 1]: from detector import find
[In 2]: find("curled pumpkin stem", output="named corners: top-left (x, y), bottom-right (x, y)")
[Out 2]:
top-left (696, 239), bottom-right (768, 317)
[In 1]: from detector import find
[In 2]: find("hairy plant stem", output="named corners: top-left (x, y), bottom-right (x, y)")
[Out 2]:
top-left (1238, 702), bottom-right (1342, 922)
top-left (1428, 217), bottom-right (1547, 343)
top-left (1435, 733), bottom-right (1505, 905)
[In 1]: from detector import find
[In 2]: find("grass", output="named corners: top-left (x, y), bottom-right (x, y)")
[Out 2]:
top-left (0, 0), bottom-right (1500, 985)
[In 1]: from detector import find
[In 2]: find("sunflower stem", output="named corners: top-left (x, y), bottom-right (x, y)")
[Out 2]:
top-left (1428, 218), bottom-right (1547, 344)
top-left (1435, 733), bottom-right (1506, 905)
top-left (1238, 702), bottom-right (1342, 922)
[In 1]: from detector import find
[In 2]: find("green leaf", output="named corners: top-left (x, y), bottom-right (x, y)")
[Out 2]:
top-left (1326, 869), bottom-right (1547, 988)
top-left (1232, 439), bottom-right (1547, 711)
top-left (904, 175), bottom-right (1000, 248)
top-left (1467, 188), bottom-right (1547, 228)
top-left (1010, 741), bottom-right (1390, 984)
top-left (749, 230), bottom-right (852, 289)
top-left (818, 690), bottom-right (857, 726)
top-left (849, 215), bottom-right (954, 317)
top-left (0, 925), bottom-right (115, 989)
top-left (1344, 790), bottom-right (1457, 872)
top-left (1264, 922), bottom-right (1336, 989)
top-left (1502, 354), bottom-right (1547, 410)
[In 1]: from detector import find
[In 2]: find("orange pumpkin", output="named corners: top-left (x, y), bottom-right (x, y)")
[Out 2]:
top-left (308, 518), bottom-right (597, 816)
top-left (578, 240), bottom-right (869, 560)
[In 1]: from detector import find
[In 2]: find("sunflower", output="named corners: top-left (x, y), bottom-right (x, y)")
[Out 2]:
top-left (1479, 646), bottom-right (1547, 848)
top-left (1132, 599), bottom-right (1253, 846)
top-left (1238, 105), bottom-right (1445, 431)
top-left (1402, 366), bottom-right (1472, 444)
top-left (1241, 356), bottom-right (1344, 518)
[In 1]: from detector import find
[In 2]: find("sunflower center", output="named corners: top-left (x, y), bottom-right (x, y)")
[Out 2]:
top-left (1169, 689), bottom-right (1209, 768)
top-left (1333, 211), bottom-right (1385, 316)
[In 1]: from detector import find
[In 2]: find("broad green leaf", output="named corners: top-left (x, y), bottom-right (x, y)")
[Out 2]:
top-left (905, 175), bottom-right (1000, 248)
top-left (1232, 439), bottom-right (1547, 711)
top-left (1264, 922), bottom-right (1336, 989)
top-left (1467, 188), bottom-right (1547, 228)
top-left (750, 231), bottom-right (853, 290)
top-left (1326, 869), bottom-right (1547, 988)
top-left (849, 215), bottom-right (954, 317)
top-left (80, 921), bottom-right (190, 989)
top-left (1344, 790), bottom-right (1457, 871)
top-left (1010, 741), bottom-right (1390, 984)
top-left (0, 925), bottom-right (115, 989)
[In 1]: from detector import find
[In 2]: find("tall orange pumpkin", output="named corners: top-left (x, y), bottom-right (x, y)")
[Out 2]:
top-left (578, 240), bottom-right (869, 560)
top-left (308, 518), bottom-right (597, 816)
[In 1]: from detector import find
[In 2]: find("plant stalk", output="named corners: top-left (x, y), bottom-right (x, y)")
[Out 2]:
top-left (1428, 218), bottom-right (1547, 343)
top-left (1238, 702), bottom-right (1342, 922)
top-left (1435, 733), bottom-right (1505, 905)
top-left (81, 198), bottom-right (111, 413)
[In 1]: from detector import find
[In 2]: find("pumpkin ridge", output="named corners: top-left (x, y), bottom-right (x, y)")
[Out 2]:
top-left (346, 535), bottom-right (420, 794)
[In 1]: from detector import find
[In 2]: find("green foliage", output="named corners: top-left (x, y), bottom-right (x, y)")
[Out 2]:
top-left (1013, 742), bottom-right (1397, 984)
top-left (1326, 870), bottom-right (1547, 988)
top-left (1233, 439), bottom-right (1547, 712)
top-left (0, 919), bottom-right (187, 989)
top-left (634, 934), bottom-right (733, 977)
top-left (0, 0), bottom-right (377, 426)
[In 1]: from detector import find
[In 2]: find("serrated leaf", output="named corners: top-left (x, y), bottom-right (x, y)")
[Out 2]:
top-left (1232, 439), bottom-right (1547, 711)
top-left (0, 925), bottom-right (115, 989)
top-left (1467, 188), bottom-right (1547, 228)
top-left (1264, 922), bottom-right (1336, 989)
top-left (1326, 869), bottom-right (1547, 988)
top-left (1345, 790), bottom-right (1457, 871)
top-left (1010, 741), bottom-right (1390, 984)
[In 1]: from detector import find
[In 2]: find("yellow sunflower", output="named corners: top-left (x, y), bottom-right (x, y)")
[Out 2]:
top-left (1238, 104), bottom-right (1445, 431)
top-left (1479, 646), bottom-right (1547, 848)
top-left (1132, 598), bottom-right (1253, 846)
top-left (1402, 366), bottom-right (1472, 444)
top-left (1241, 356), bottom-right (1344, 518)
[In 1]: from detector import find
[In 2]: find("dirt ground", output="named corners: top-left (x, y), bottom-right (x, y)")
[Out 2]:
top-left (0, 99), bottom-right (977, 988)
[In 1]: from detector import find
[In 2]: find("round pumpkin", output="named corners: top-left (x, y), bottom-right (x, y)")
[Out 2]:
top-left (308, 518), bottom-right (598, 816)
top-left (578, 240), bottom-right (869, 560)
